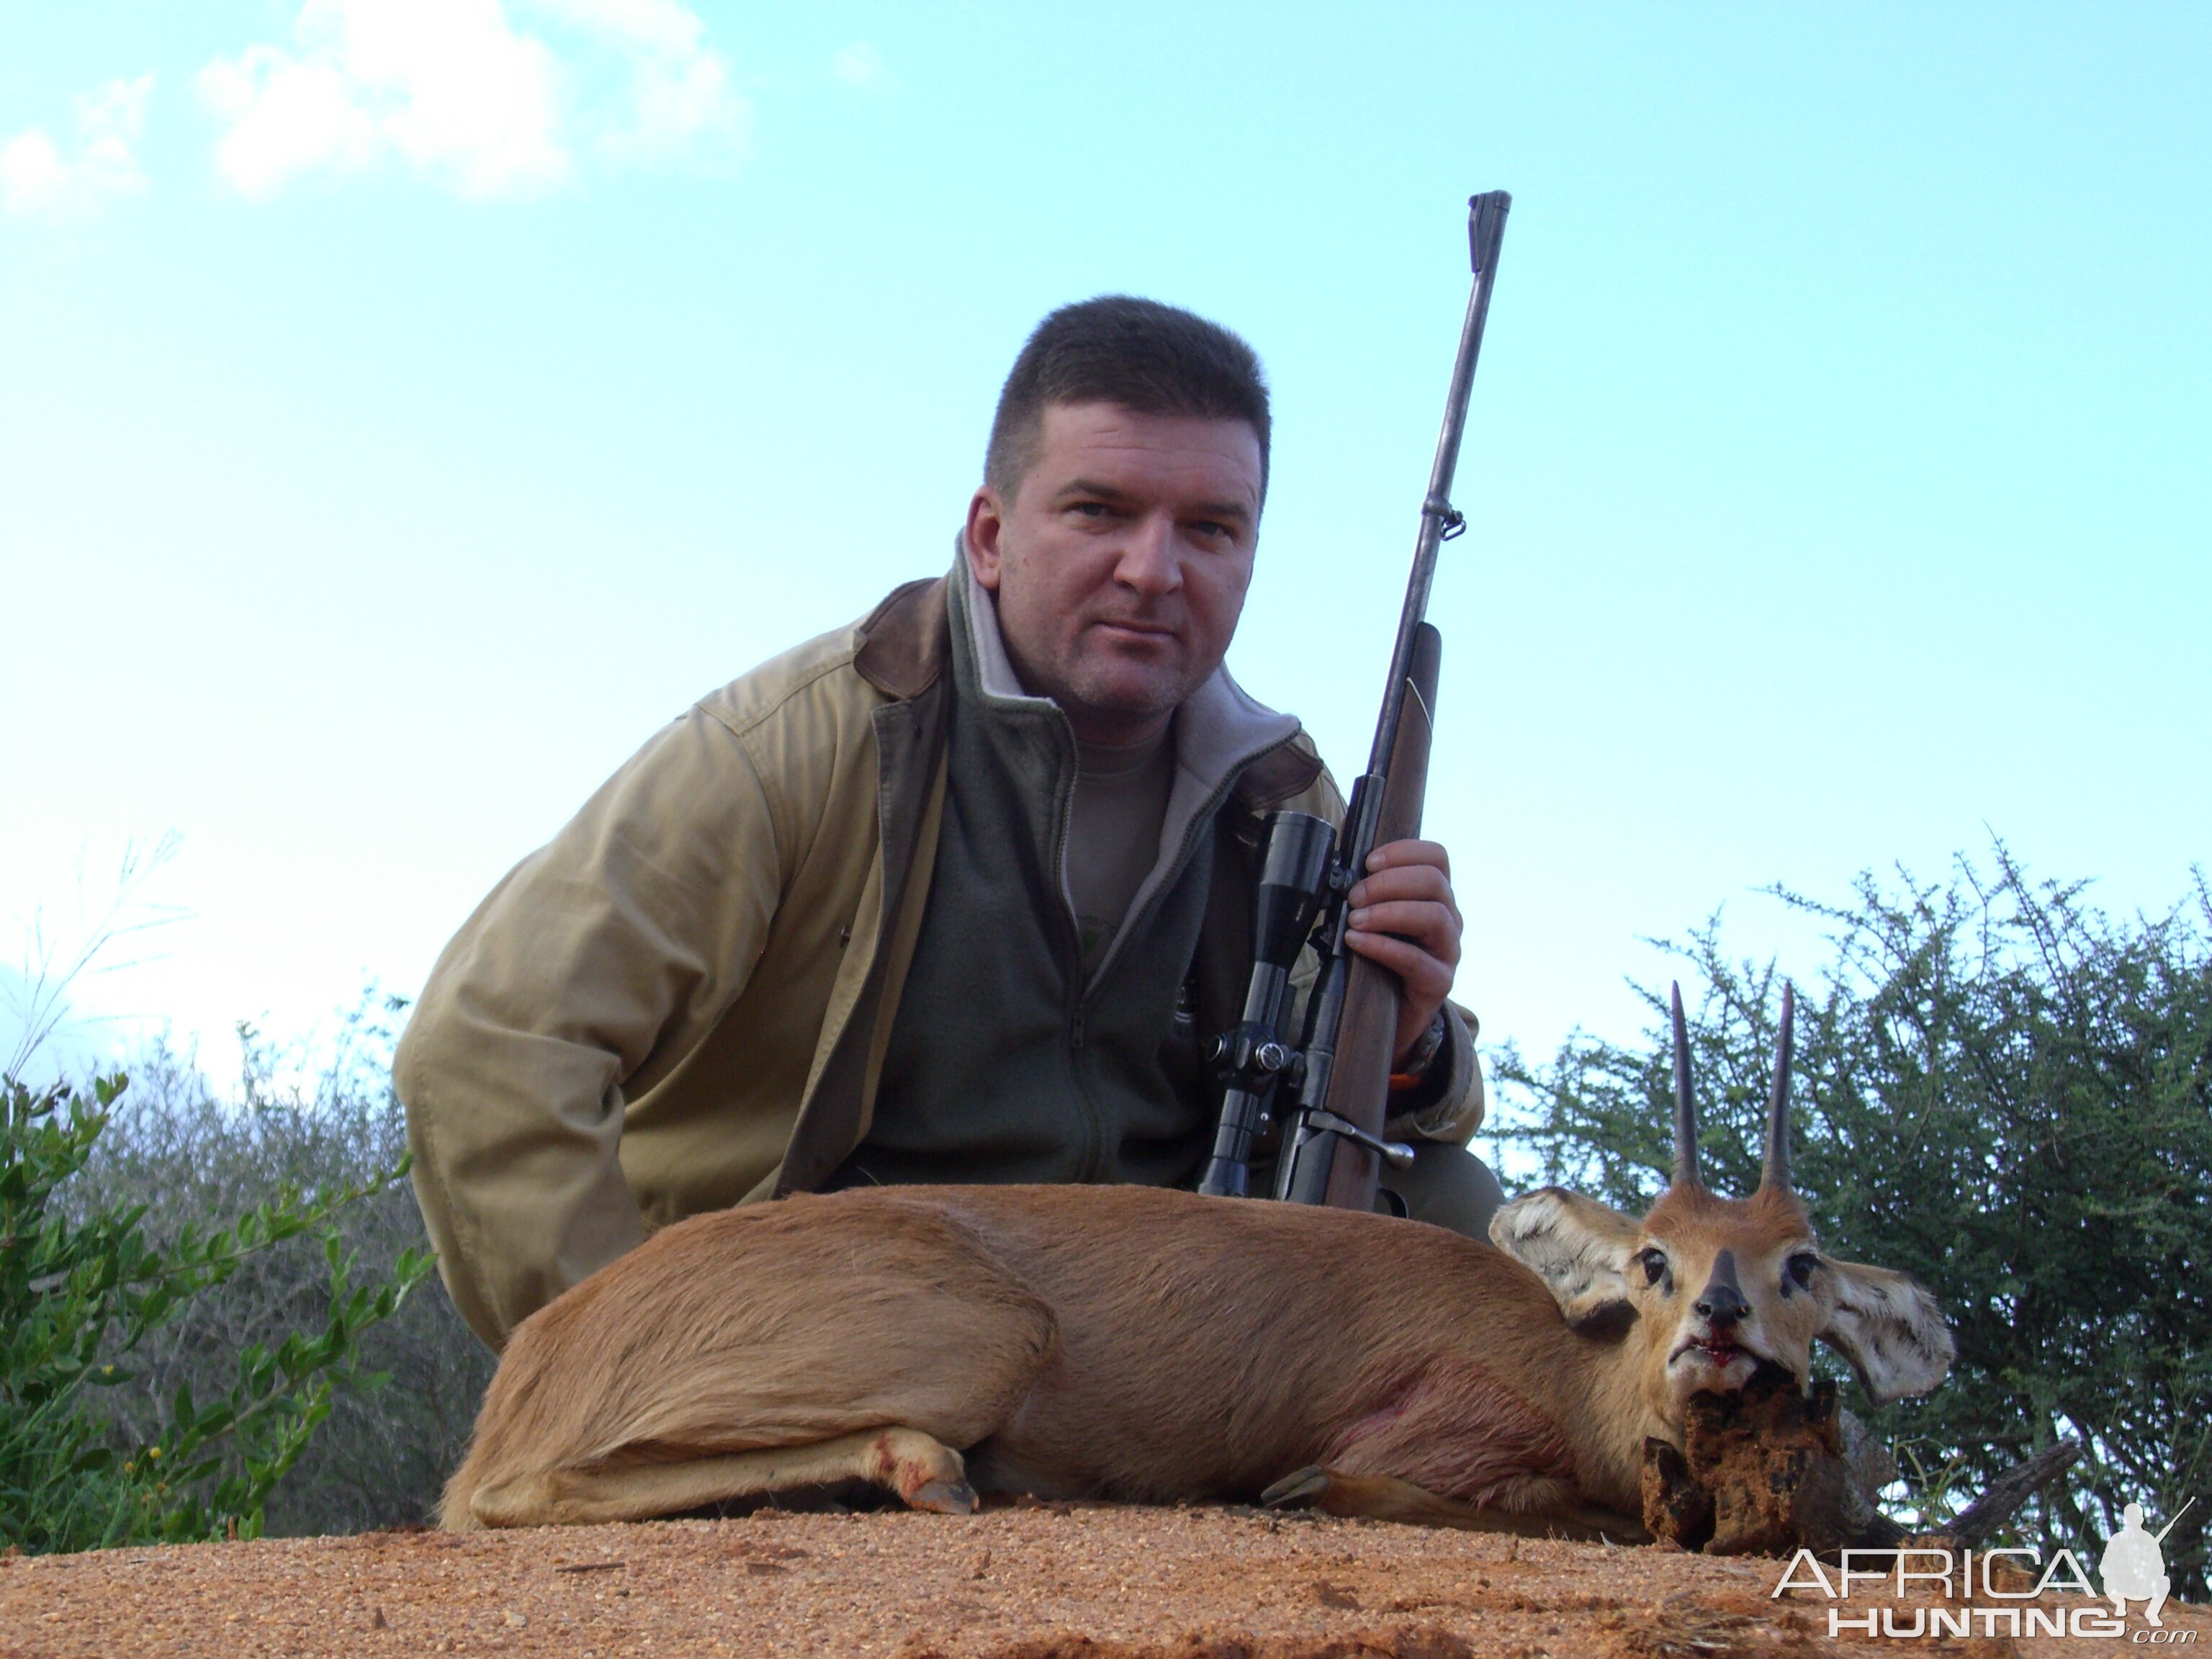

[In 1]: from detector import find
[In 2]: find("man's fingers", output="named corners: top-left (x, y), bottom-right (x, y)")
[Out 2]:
top-left (1365, 838), bottom-right (1452, 879)
top-left (1344, 901), bottom-right (1462, 966)
top-left (1344, 928), bottom-right (1456, 999)
top-left (1346, 863), bottom-right (1458, 919)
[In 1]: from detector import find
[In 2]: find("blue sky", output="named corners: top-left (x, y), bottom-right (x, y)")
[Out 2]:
top-left (2, 4), bottom-right (2206, 1090)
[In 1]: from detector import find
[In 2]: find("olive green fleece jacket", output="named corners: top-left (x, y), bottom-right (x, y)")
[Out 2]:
top-left (396, 572), bottom-right (1485, 1349)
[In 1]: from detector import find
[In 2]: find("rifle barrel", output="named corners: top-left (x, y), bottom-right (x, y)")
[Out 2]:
top-left (1364, 191), bottom-right (1511, 781)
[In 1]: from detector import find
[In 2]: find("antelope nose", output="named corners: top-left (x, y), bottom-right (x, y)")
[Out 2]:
top-left (1696, 1283), bottom-right (1750, 1327)
top-left (1694, 1249), bottom-right (1750, 1327)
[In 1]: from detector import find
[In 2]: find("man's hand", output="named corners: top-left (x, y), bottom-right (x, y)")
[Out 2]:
top-left (1344, 839), bottom-right (1463, 1069)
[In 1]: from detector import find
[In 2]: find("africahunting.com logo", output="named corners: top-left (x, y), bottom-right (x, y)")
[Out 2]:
top-left (1771, 1498), bottom-right (2195, 1642)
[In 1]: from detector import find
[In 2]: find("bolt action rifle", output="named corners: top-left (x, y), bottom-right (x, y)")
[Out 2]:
top-left (1197, 191), bottom-right (1511, 1213)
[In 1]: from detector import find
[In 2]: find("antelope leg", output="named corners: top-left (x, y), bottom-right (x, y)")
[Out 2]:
top-left (1262, 1464), bottom-right (1647, 1543)
top-left (469, 1426), bottom-right (976, 1528)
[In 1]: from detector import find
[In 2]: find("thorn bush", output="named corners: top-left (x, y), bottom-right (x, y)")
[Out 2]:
top-left (1487, 847), bottom-right (2211, 1596)
top-left (0, 1069), bottom-right (429, 1551)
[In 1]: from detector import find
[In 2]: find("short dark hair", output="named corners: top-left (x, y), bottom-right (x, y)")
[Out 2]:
top-left (984, 296), bottom-right (1271, 502)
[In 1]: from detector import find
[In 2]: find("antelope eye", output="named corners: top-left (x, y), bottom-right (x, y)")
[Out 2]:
top-left (1635, 1248), bottom-right (1670, 1287)
top-left (1786, 1252), bottom-right (1821, 1289)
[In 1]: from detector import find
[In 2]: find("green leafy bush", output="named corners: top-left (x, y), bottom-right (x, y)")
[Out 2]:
top-left (1487, 849), bottom-right (2212, 1595)
top-left (67, 1004), bottom-right (496, 1538)
top-left (0, 1067), bottom-right (430, 1552)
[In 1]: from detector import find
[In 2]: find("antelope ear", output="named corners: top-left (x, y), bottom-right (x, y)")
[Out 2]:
top-left (1490, 1187), bottom-right (1642, 1338)
top-left (1819, 1259), bottom-right (1956, 1403)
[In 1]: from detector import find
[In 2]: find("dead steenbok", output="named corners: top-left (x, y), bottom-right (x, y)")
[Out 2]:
top-left (442, 984), bottom-right (1953, 1534)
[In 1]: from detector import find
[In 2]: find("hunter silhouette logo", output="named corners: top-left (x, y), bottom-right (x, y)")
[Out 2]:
top-left (2104, 1498), bottom-right (2193, 1628)
top-left (1773, 1493), bottom-right (2199, 1642)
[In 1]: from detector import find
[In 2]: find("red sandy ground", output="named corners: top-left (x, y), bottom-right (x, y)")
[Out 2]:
top-left (2, 1503), bottom-right (2200, 1658)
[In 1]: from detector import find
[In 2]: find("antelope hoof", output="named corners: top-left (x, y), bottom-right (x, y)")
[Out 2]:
top-left (906, 1475), bottom-right (979, 1516)
top-left (1262, 1466), bottom-right (1334, 1511)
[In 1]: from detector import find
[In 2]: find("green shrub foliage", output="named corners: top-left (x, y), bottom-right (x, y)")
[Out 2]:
top-left (0, 1067), bottom-right (430, 1552)
top-left (56, 999), bottom-right (497, 1541)
top-left (1488, 850), bottom-right (2211, 1596)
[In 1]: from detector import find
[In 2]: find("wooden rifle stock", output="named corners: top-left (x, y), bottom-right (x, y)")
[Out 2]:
top-left (1317, 623), bottom-right (1441, 1212)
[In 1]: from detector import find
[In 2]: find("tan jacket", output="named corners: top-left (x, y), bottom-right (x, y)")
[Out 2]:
top-left (397, 576), bottom-right (1484, 1347)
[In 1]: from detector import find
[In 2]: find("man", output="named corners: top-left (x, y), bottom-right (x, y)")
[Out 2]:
top-left (398, 297), bottom-right (1504, 1351)
top-left (2101, 1503), bottom-right (2174, 1627)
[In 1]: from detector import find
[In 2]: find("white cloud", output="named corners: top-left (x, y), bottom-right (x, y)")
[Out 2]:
top-left (1, 76), bottom-right (153, 217)
top-left (199, 0), bottom-right (566, 198)
top-left (197, 0), bottom-right (745, 202)
top-left (538, 0), bottom-right (704, 58)
top-left (534, 0), bottom-right (746, 162)
top-left (830, 42), bottom-right (884, 89)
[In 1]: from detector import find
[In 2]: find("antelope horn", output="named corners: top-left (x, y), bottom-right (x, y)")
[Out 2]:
top-left (1761, 981), bottom-right (1797, 1192)
top-left (1671, 981), bottom-right (1701, 1189)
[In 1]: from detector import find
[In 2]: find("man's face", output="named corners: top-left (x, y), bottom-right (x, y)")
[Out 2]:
top-left (965, 401), bottom-right (1262, 745)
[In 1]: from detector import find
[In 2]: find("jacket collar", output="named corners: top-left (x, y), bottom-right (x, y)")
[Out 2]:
top-left (853, 575), bottom-right (950, 701)
top-left (1233, 731), bottom-right (1325, 811)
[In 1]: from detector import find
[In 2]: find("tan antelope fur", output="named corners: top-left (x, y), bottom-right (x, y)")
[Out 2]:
top-left (441, 982), bottom-right (1953, 1534)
